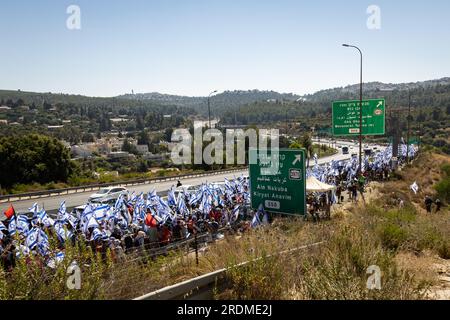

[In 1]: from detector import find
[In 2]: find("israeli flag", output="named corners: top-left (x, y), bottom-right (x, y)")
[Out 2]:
top-left (16, 215), bottom-right (30, 234)
top-left (177, 193), bottom-right (189, 217)
top-left (81, 204), bottom-right (94, 220)
top-left (94, 205), bottom-right (109, 223)
top-left (58, 201), bottom-right (66, 215)
top-left (189, 189), bottom-right (203, 206)
top-left (26, 228), bottom-right (39, 250)
top-left (114, 195), bottom-right (124, 210)
top-left (54, 222), bottom-right (72, 242)
top-left (0, 221), bottom-right (6, 232)
top-left (224, 178), bottom-right (233, 192)
top-left (55, 251), bottom-right (65, 263)
top-left (38, 210), bottom-right (55, 228)
top-left (84, 215), bottom-right (99, 233)
top-left (410, 182), bottom-right (419, 195)
top-left (168, 186), bottom-right (177, 206)
top-left (28, 203), bottom-right (39, 216)
top-left (232, 205), bottom-right (240, 222)
top-left (91, 228), bottom-right (103, 241)
top-left (251, 209), bottom-right (262, 228)
top-left (8, 218), bottom-right (17, 236)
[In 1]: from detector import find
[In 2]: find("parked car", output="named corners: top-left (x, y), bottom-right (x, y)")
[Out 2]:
top-left (89, 187), bottom-right (128, 203)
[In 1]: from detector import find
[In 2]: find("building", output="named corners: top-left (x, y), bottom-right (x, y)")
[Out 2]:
top-left (0, 106), bottom-right (11, 112)
top-left (142, 152), bottom-right (170, 162)
top-left (136, 144), bottom-right (149, 154)
top-left (48, 125), bottom-right (64, 130)
top-left (108, 151), bottom-right (134, 159)
top-left (71, 145), bottom-right (93, 158)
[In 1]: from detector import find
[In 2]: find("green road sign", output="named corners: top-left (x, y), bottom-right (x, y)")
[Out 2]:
top-left (249, 148), bottom-right (306, 216)
top-left (332, 99), bottom-right (386, 136)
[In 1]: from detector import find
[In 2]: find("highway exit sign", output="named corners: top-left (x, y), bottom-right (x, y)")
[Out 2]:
top-left (249, 149), bottom-right (306, 216)
top-left (332, 99), bottom-right (386, 136)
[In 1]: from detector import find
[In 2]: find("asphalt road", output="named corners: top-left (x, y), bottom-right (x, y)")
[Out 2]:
top-left (1, 140), bottom-right (384, 214)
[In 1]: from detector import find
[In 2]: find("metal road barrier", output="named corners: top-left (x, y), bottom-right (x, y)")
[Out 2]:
top-left (134, 241), bottom-right (325, 300)
top-left (0, 167), bottom-right (247, 204)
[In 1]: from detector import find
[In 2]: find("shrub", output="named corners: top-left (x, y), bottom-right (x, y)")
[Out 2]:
top-left (378, 223), bottom-right (409, 251)
top-left (435, 177), bottom-right (450, 203)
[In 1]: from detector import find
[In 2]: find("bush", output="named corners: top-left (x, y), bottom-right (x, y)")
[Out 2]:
top-left (434, 163), bottom-right (450, 203)
top-left (378, 223), bottom-right (409, 251)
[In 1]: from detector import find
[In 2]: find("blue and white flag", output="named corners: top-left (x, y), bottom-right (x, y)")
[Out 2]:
top-left (177, 192), bottom-right (189, 217)
top-left (8, 218), bottom-right (17, 236)
top-left (28, 203), bottom-right (39, 216)
top-left (58, 201), bottom-right (67, 217)
top-left (91, 228), bottom-right (104, 241)
top-left (410, 182), bottom-right (419, 195)
top-left (84, 215), bottom-right (99, 233)
top-left (38, 210), bottom-right (55, 228)
top-left (16, 215), bottom-right (30, 235)
top-left (26, 228), bottom-right (39, 250)
top-left (168, 186), bottom-right (177, 206)
top-left (232, 205), bottom-right (240, 222)
top-left (54, 222), bottom-right (73, 242)
top-left (94, 205), bottom-right (109, 223)
top-left (251, 211), bottom-right (261, 228)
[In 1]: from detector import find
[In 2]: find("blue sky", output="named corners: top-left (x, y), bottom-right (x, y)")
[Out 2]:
top-left (0, 0), bottom-right (449, 97)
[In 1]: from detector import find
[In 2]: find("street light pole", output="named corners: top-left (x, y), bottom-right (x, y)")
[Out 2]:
top-left (208, 90), bottom-right (218, 128)
top-left (343, 44), bottom-right (363, 175)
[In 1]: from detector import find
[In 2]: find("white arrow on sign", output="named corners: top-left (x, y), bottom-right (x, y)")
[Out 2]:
top-left (376, 101), bottom-right (383, 108)
top-left (292, 154), bottom-right (302, 166)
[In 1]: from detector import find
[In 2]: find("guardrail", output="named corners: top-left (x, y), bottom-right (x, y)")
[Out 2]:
top-left (134, 241), bottom-right (324, 300)
top-left (0, 167), bottom-right (248, 204)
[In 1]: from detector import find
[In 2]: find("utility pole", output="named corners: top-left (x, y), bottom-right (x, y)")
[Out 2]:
top-left (406, 90), bottom-right (412, 164)
top-left (285, 108), bottom-right (288, 136)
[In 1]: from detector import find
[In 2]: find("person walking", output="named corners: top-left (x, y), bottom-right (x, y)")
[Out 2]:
top-left (424, 196), bottom-right (433, 214)
top-left (435, 198), bottom-right (442, 213)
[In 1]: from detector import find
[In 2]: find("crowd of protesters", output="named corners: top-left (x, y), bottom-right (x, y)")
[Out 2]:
top-left (305, 143), bottom-right (418, 218)
top-left (1, 176), bottom-right (262, 271)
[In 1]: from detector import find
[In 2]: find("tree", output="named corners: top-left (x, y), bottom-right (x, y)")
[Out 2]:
top-left (137, 130), bottom-right (150, 146)
top-left (82, 133), bottom-right (95, 143)
top-left (0, 134), bottom-right (74, 188)
top-left (122, 138), bottom-right (138, 155)
top-left (300, 133), bottom-right (313, 167)
top-left (279, 135), bottom-right (290, 148)
top-left (164, 128), bottom-right (174, 142)
top-left (432, 107), bottom-right (442, 121)
top-left (137, 159), bottom-right (149, 173)
top-left (416, 112), bottom-right (426, 122)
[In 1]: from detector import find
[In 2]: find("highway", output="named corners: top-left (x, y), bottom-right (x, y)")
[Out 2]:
top-left (1, 139), bottom-right (383, 214)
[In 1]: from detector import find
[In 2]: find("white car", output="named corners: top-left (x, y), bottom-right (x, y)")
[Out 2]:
top-left (89, 187), bottom-right (128, 203)
top-left (174, 185), bottom-right (198, 197)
